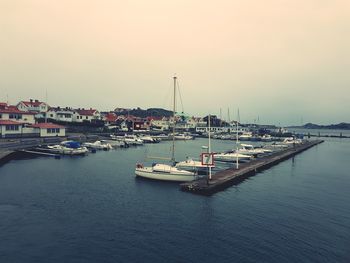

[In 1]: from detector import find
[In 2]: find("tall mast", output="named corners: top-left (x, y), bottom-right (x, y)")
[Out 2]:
top-left (172, 75), bottom-right (176, 163)
top-left (45, 89), bottom-right (48, 123)
top-left (208, 114), bottom-right (212, 180)
top-left (236, 108), bottom-right (239, 169)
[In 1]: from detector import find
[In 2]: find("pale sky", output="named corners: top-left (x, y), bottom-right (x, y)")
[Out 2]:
top-left (1, 0), bottom-right (349, 125)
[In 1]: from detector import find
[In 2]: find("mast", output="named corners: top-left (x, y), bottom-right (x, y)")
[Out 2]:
top-left (171, 75), bottom-right (176, 163)
top-left (208, 114), bottom-right (212, 180)
top-left (45, 89), bottom-right (48, 123)
top-left (236, 108), bottom-right (239, 169)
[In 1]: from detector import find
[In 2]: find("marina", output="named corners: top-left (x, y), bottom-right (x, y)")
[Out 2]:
top-left (181, 140), bottom-right (324, 195)
top-left (1, 1), bottom-right (349, 262)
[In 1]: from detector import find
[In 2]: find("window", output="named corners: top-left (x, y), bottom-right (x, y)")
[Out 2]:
top-left (0, 114), bottom-right (2, 119)
top-left (6, 125), bottom-right (19, 131)
top-left (50, 114), bottom-right (54, 117)
top-left (56, 128), bottom-right (60, 133)
top-left (9, 114), bottom-right (22, 120)
top-left (47, 128), bottom-right (51, 133)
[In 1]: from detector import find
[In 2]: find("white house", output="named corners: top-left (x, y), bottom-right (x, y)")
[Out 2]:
top-left (73, 109), bottom-right (100, 123)
top-left (0, 120), bottom-right (23, 138)
top-left (46, 107), bottom-right (74, 122)
top-left (0, 106), bottom-right (36, 124)
top-left (17, 99), bottom-right (49, 113)
top-left (29, 123), bottom-right (66, 137)
top-left (150, 117), bottom-right (170, 131)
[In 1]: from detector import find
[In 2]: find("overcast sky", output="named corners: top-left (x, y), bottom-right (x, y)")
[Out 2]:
top-left (1, 0), bottom-right (349, 125)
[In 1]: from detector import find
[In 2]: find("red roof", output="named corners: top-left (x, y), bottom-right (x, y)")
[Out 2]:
top-left (76, 109), bottom-right (97, 116)
top-left (147, 116), bottom-right (163, 121)
top-left (104, 113), bottom-right (117, 122)
top-left (20, 101), bottom-right (46, 107)
top-left (30, 123), bottom-right (65, 129)
top-left (0, 106), bottom-right (36, 114)
top-left (0, 120), bottom-right (23, 125)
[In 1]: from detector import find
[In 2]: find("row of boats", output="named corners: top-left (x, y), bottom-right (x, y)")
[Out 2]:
top-left (135, 137), bottom-right (304, 182)
top-left (211, 133), bottom-right (274, 142)
top-left (33, 132), bottom-right (194, 156)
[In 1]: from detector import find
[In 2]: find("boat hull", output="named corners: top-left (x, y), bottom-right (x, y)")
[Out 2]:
top-left (135, 168), bottom-right (197, 182)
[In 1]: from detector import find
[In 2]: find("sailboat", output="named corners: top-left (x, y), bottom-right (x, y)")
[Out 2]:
top-left (135, 76), bottom-right (197, 182)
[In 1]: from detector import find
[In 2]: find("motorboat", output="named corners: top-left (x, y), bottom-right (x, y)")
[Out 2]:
top-left (235, 144), bottom-right (269, 157)
top-left (175, 157), bottom-right (214, 172)
top-left (47, 141), bottom-right (88, 155)
top-left (124, 135), bottom-right (144, 145)
top-left (100, 139), bottom-right (128, 148)
top-left (214, 152), bottom-right (252, 162)
top-left (83, 140), bottom-right (112, 150)
top-left (173, 133), bottom-right (194, 140)
top-left (239, 132), bottom-right (252, 141)
top-left (110, 134), bottom-right (143, 145)
top-left (261, 134), bottom-right (273, 142)
top-left (282, 137), bottom-right (303, 145)
top-left (139, 135), bottom-right (160, 143)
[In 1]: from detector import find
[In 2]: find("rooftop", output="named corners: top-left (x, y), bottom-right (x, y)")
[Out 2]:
top-left (30, 123), bottom-right (65, 129)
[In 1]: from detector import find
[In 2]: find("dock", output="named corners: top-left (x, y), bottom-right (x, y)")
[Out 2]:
top-left (180, 140), bottom-right (324, 195)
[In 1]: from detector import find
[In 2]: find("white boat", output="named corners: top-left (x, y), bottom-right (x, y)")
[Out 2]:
top-left (101, 139), bottom-right (127, 148)
top-left (152, 134), bottom-right (170, 141)
top-left (261, 134), bottom-right (273, 142)
top-left (282, 137), bottom-right (303, 145)
top-left (214, 152), bottom-right (252, 162)
top-left (135, 163), bottom-right (197, 182)
top-left (139, 135), bottom-right (159, 143)
top-left (239, 132), bottom-right (252, 141)
top-left (175, 157), bottom-right (214, 172)
top-left (47, 141), bottom-right (88, 155)
top-left (83, 140), bottom-right (112, 150)
top-left (235, 143), bottom-right (268, 156)
top-left (124, 135), bottom-right (144, 145)
top-left (173, 133), bottom-right (194, 140)
top-left (135, 76), bottom-right (197, 182)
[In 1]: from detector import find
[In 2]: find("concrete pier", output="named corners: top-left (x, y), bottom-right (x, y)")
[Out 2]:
top-left (180, 140), bottom-right (324, 195)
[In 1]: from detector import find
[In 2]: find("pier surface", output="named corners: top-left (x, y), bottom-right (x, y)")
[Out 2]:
top-left (181, 140), bottom-right (324, 195)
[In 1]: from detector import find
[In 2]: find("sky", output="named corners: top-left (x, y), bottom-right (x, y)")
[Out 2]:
top-left (0, 0), bottom-right (349, 125)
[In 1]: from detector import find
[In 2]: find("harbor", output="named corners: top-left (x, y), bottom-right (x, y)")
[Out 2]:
top-left (181, 140), bottom-right (324, 195)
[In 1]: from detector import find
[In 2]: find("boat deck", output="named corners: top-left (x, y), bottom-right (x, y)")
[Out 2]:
top-left (180, 140), bottom-right (324, 195)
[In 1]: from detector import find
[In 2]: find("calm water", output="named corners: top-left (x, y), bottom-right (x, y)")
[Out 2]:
top-left (1, 138), bottom-right (350, 263)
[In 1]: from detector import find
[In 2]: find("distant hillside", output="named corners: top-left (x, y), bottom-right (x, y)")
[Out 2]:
top-left (290, 122), bottom-right (350, 130)
top-left (116, 108), bottom-right (173, 118)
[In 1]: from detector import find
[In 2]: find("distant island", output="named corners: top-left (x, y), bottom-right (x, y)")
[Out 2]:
top-left (289, 122), bottom-right (350, 130)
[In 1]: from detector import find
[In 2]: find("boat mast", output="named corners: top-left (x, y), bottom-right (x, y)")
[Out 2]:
top-left (236, 108), bottom-right (239, 169)
top-left (171, 75), bottom-right (176, 163)
top-left (208, 114), bottom-right (212, 180)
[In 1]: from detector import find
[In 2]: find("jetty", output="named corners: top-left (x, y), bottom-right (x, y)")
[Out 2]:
top-left (181, 140), bottom-right (324, 195)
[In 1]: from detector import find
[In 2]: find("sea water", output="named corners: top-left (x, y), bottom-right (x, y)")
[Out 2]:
top-left (0, 138), bottom-right (349, 262)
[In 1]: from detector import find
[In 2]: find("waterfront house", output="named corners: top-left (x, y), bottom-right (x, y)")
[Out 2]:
top-left (0, 106), bottom-right (36, 124)
top-left (46, 107), bottom-right (74, 122)
top-left (0, 120), bottom-right (24, 138)
top-left (72, 108), bottom-right (101, 123)
top-left (17, 99), bottom-right (49, 119)
top-left (28, 123), bottom-right (66, 137)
